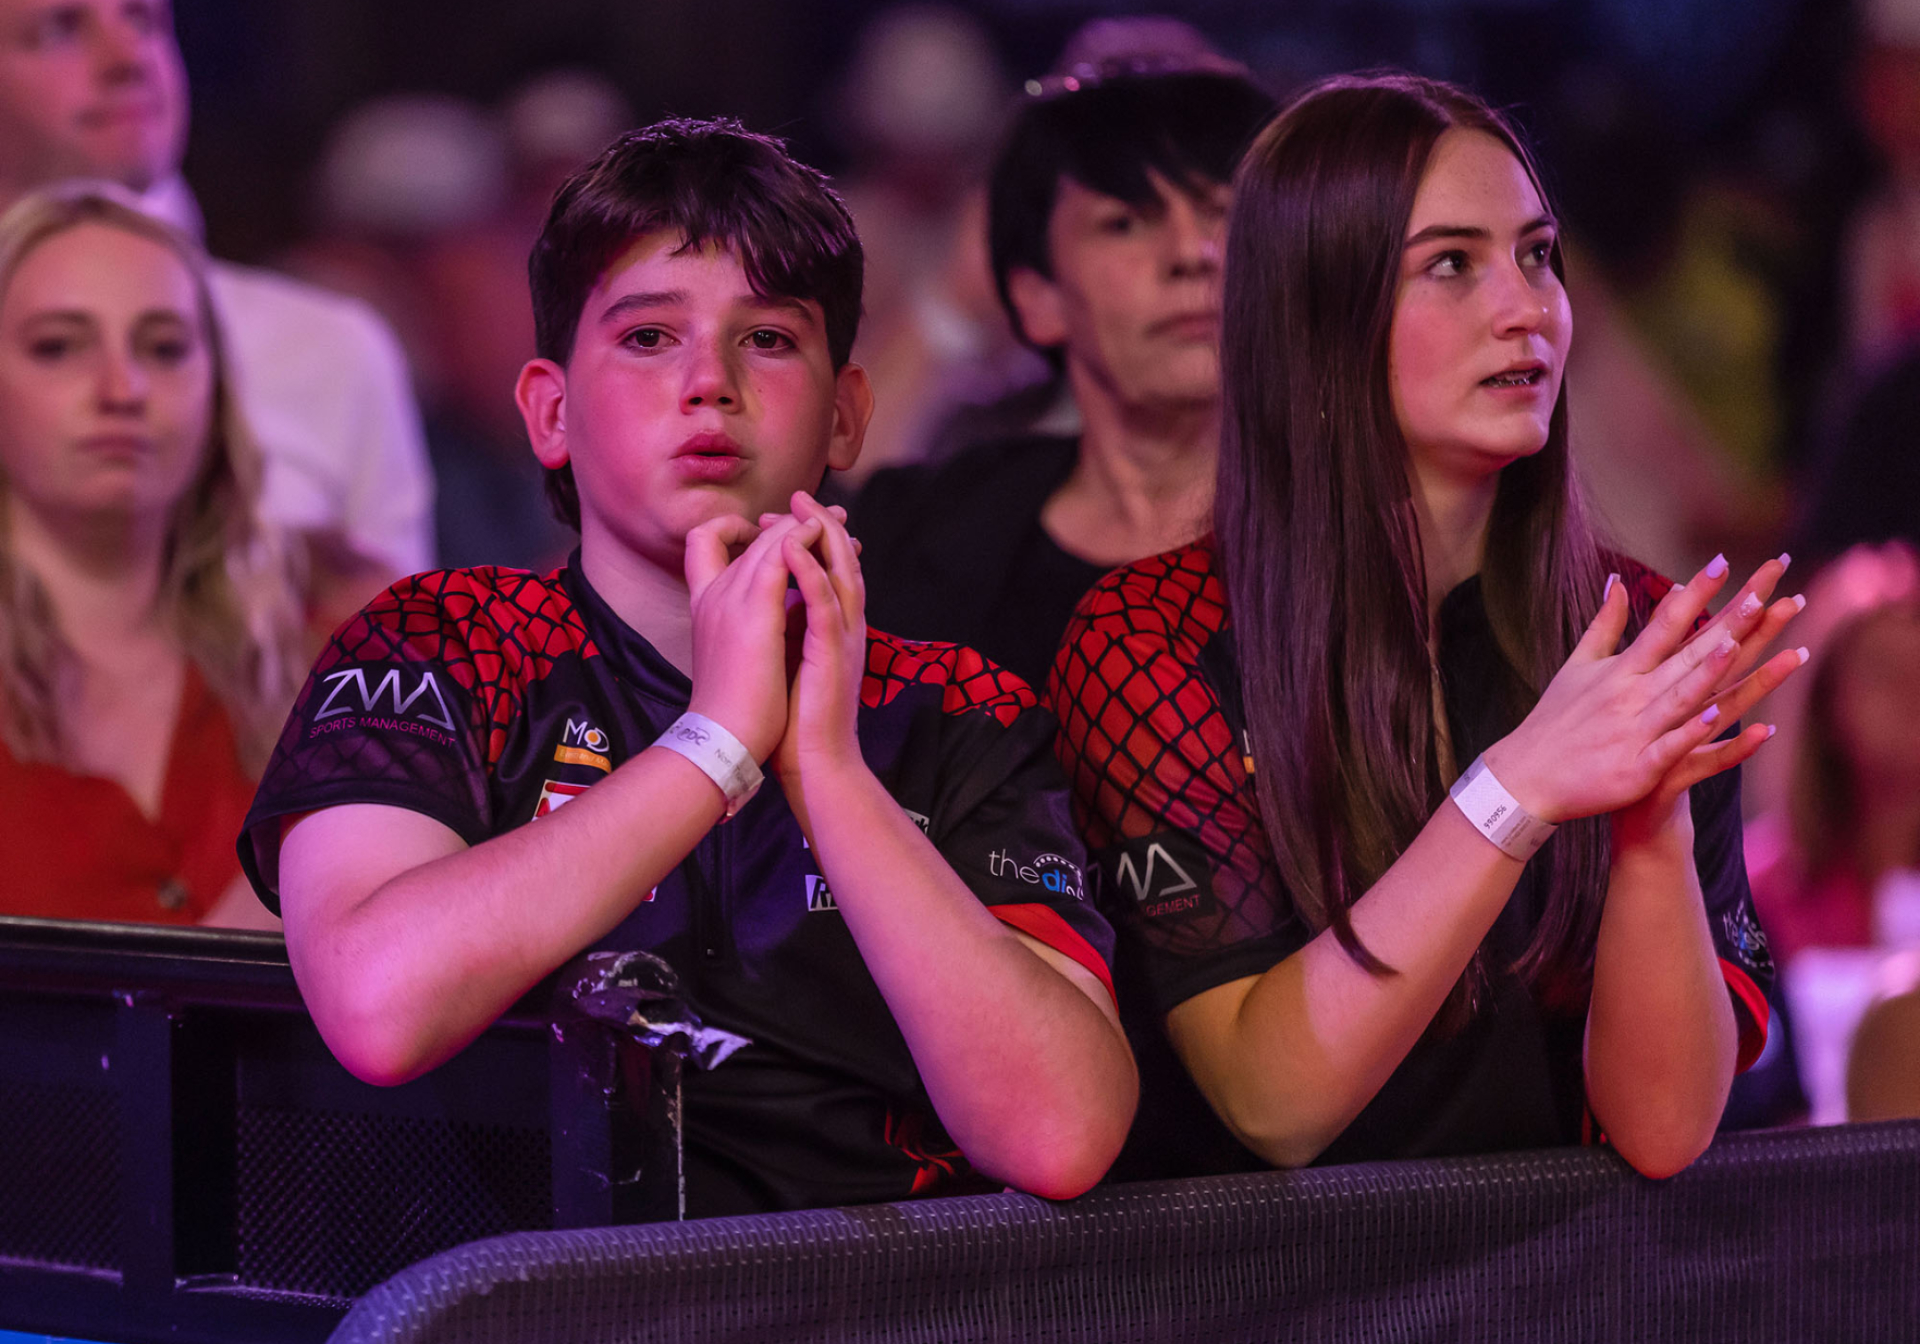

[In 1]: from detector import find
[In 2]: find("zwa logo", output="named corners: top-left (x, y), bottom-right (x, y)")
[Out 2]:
top-left (1111, 839), bottom-right (1200, 913)
top-left (314, 665), bottom-right (458, 732)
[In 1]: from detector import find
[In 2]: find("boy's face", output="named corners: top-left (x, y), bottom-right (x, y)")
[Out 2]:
top-left (1009, 170), bottom-right (1229, 414)
top-left (520, 231), bottom-right (869, 573)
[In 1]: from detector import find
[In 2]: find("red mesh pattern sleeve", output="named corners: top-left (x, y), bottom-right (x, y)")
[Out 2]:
top-left (323, 567), bottom-right (597, 767)
top-left (862, 631), bottom-right (1036, 728)
top-left (243, 569), bottom-right (595, 894)
top-left (1048, 545), bottom-right (1304, 1008)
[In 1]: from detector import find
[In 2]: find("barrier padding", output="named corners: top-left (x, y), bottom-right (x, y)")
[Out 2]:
top-left (330, 1120), bottom-right (1920, 1344)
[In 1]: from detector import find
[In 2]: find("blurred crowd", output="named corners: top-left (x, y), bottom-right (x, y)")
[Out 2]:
top-left (0, 0), bottom-right (1914, 1132)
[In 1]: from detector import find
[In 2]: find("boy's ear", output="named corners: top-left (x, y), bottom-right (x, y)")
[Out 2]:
top-left (1006, 266), bottom-right (1068, 349)
top-left (826, 361), bottom-right (874, 474)
top-left (516, 358), bottom-right (570, 468)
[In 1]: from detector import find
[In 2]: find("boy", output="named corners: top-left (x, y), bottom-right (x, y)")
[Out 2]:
top-left (238, 120), bottom-right (1135, 1218)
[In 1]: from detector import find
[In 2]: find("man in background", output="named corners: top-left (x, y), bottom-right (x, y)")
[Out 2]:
top-left (851, 53), bottom-right (1274, 690)
top-left (0, 0), bottom-right (435, 619)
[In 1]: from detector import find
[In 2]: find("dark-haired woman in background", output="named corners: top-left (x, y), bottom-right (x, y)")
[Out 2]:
top-left (1052, 74), bottom-right (1805, 1179)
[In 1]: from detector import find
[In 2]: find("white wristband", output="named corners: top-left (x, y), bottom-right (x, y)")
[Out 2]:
top-left (1449, 754), bottom-right (1557, 862)
top-left (654, 712), bottom-right (763, 820)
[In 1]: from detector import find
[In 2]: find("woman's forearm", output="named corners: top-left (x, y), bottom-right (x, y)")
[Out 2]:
top-left (1168, 800), bottom-right (1525, 1167)
top-left (1584, 811), bottom-right (1737, 1178)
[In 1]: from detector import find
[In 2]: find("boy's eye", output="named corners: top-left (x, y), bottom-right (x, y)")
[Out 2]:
top-left (746, 329), bottom-right (791, 351)
top-left (1097, 212), bottom-right (1138, 236)
top-left (625, 327), bottom-right (665, 349)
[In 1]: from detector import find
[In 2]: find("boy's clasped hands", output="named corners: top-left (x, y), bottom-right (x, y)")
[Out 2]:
top-left (683, 490), bottom-right (869, 817)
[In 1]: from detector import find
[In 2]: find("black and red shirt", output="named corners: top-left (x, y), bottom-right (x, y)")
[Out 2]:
top-left (1049, 539), bottom-right (1774, 1178)
top-left (240, 560), bottom-right (1115, 1218)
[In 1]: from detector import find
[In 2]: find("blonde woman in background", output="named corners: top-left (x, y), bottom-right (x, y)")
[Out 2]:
top-left (0, 185), bottom-right (302, 928)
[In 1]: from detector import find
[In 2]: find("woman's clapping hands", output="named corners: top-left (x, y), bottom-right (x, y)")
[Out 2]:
top-left (1484, 555), bottom-right (1806, 826)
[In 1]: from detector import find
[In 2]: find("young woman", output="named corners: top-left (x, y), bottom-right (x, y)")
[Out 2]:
top-left (0, 185), bottom-right (302, 928)
top-left (1052, 74), bottom-right (1806, 1179)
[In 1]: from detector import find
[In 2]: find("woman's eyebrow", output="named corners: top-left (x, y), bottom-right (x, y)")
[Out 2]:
top-left (1403, 223), bottom-right (1487, 248)
top-left (1403, 214), bottom-right (1556, 248)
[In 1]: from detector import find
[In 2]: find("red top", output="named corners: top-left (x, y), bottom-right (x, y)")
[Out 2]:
top-left (0, 665), bottom-right (254, 924)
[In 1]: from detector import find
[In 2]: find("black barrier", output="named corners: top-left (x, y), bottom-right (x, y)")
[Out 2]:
top-left (330, 1120), bottom-right (1920, 1344)
top-left (0, 917), bottom-right (676, 1344)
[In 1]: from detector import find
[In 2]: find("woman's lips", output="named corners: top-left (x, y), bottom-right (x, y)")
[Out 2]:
top-left (77, 434), bottom-right (153, 462)
top-left (1479, 364), bottom-right (1550, 397)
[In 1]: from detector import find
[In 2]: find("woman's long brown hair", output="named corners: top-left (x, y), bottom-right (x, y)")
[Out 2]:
top-left (1216, 73), bottom-right (1612, 1015)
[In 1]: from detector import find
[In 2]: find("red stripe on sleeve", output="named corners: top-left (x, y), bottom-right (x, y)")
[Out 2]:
top-left (1720, 957), bottom-right (1771, 1074)
top-left (990, 903), bottom-right (1117, 1009)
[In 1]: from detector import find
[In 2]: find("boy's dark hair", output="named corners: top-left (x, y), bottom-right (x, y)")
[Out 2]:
top-left (988, 66), bottom-right (1275, 362)
top-left (528, 117), bottom-right (865, 530)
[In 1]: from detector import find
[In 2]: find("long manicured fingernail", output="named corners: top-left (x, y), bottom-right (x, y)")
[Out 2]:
top-left (1764, 724), bottom-right (1777, 739)
top-left (1705, 553), bottom-right (1728, 579)
top-left (1717, 632), bottom-right (1737, 657)
top-left (1778, 552), bottom-right (1792, 570)
top-left (1737, 593), bottom-right (1762, 618)
top-left (1604, 572), bottom-right (1619, 600)
top-left (1793, 594), bottom-right (1807, 612)
top-left (1701, 705), bottom-right (1721, 726)
top-left (1796, 646), bottom-right (1810, 664)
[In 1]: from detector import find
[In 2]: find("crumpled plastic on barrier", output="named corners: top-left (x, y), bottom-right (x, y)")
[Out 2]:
top-left (560, 949), bottom-right (750, 1070)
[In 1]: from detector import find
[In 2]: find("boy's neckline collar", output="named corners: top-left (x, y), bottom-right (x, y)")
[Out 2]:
top-left (562, 554), bottom-right (693, 701)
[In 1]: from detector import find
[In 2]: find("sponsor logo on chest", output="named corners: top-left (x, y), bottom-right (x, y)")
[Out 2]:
top-left (801, 808), bottom-right (930, 912)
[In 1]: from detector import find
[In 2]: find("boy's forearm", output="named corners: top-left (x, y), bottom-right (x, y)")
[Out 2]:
top-left (287, 748), bottom-right (726, 1084)
top-left (1584, 825), bottom-right (1737, 1178)
top-left (799, 760), bottom-right (1137, 1197)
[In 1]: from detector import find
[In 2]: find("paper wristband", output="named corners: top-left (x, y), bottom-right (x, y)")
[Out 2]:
top-left (654, 712), bottom-right (763, 819)
top-left (1448, 753), bottom-right (1557, 862)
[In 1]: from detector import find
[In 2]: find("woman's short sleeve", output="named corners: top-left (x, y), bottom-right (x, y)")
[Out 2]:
top-left (1047, 545), bottom-right (1306, 1015)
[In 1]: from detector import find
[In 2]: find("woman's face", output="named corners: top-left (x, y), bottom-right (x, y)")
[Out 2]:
top-left (1388, 128), bottom-right (1570, 484)
top-left (0, 220), bottom-right (213, 528)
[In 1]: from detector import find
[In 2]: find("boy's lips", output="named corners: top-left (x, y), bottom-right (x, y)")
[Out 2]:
top-left (671, 431), bottom-right (748, 483)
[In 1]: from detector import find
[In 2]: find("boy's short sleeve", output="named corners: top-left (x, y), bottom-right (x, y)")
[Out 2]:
top-left (1047, 560), bottom-right (1304, 1016)
top-left (238, 572), bottom-right (502, 910)
top-left (868, 639), bottom-right (1117, 1004)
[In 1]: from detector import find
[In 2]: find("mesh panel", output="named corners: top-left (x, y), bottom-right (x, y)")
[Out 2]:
top-left (1050, 544), bottom-right (1287, 961)
top-left (235, 1105), bottom-right (551, 1298)
top-left (0, 1078), bottom-right (120, 1271)
top-left (863, 632), bottom-right (1036, 726)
